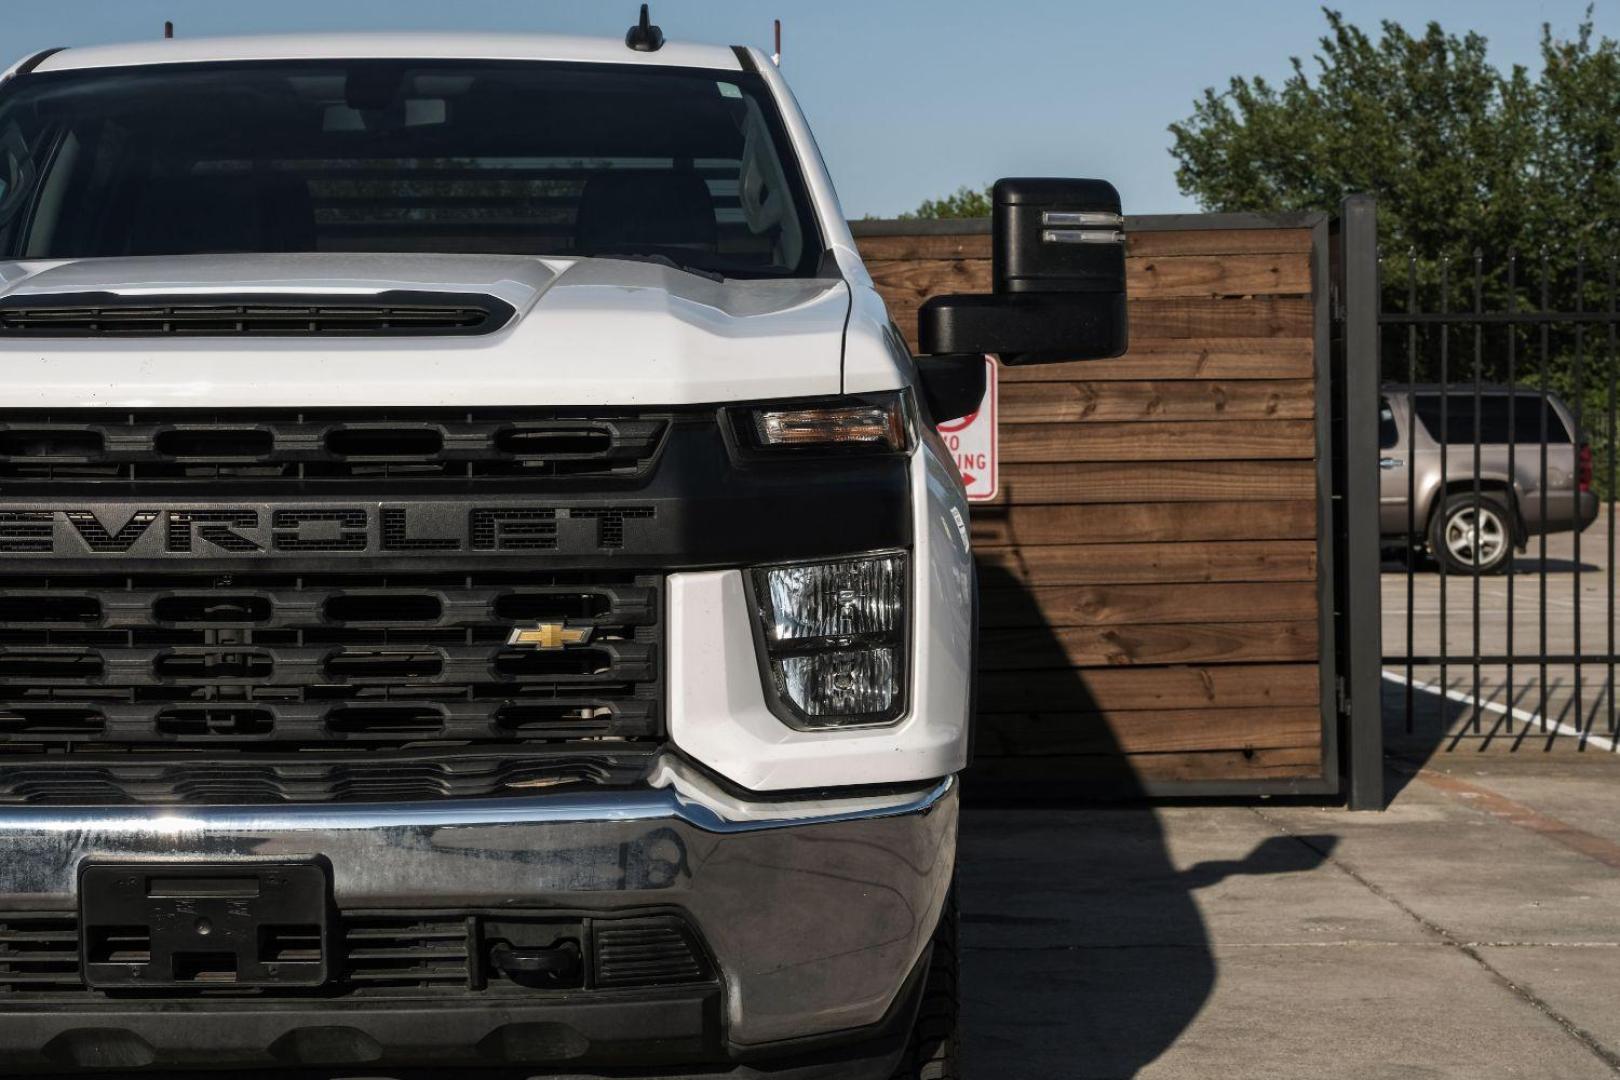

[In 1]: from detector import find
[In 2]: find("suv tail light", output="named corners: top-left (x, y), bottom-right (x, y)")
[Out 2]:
top-left (1578, 443), bottom-right (1593, 493)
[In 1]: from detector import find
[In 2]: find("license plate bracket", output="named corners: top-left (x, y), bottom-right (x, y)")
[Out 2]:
top-left (79, 859), bottom-right (330, 989)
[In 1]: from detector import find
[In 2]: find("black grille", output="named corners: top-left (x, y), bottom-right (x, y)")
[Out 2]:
top-left (0, 569), bottom-right (663, 805)
top-left (342, 914), bottom-right (474, 992)
top-left (0, 914), bottom-right (80, 993)
top-left (0, 409), bottom-right (668, 484)
top-left (0, 292), bottom-right (514, 337)
top-left (593, 918), bottom-right (709, 989)
top-left (0, 911), bottom-right (712, 999)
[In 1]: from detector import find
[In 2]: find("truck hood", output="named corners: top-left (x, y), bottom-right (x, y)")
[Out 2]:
top-left (0, 253), bottom-right (850, 407)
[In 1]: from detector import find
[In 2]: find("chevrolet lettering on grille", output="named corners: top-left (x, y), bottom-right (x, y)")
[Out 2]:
top-left (0, 504), bottom-right (657, 557)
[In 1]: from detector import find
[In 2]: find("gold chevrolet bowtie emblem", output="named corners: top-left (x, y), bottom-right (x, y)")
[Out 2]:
top-left (506, 623), bottom-right (594, 650)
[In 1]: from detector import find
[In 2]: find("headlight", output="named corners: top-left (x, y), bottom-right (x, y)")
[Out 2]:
top-left (749, 552), bottom-right (908, 728)
top-left (728, 392), bottom-right (912, 456)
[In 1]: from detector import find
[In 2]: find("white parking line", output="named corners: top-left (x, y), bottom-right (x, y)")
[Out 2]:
top-left (1381, 668), bottom-right (1619, 752)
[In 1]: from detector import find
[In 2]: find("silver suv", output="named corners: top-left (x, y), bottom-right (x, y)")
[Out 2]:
top-left (1380, 386), bottom-right (1599, 574)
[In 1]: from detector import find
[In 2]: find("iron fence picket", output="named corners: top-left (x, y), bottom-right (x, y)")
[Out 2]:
top-left (1610, 258), bottom-right (1618, 735)
top-left (1407, 253), bottom-right (1419, 735)
top-left (1505, 252), bottom-right (1517, 734)
top-left (1540, 253), bottom-right (1551, 734)
top-left (1472, 251), bottom-right (1484, 732)
top-left (1573, 254), bottom-right (1586, 740)
top-left (1439, 260), bottom-right (1449, 719)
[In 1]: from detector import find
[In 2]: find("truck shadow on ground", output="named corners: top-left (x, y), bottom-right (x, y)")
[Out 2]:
top-left (959, 565), bottom-right (1337, 1078)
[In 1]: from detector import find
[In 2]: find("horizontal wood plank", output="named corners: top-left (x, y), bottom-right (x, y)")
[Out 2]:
top-left (968, 745), bottom-right (1322, 784)
top-left (1129, 253), bottom-right (1310, 299)
top-left (999, 379), bottom-right (1315, 423)
top-left (994, 460), bottom-right (1316, 505)
top-left (981, 621), bottom-right (1318, 669)
top-left (857, 226), bottom-right (1315, 262)
top-left (999, 419), bottom-right (1315, 463)
top-left (866, 257), bottom-right (991, 301)
top-left (868, 253), bottom-right (1310, 303)
top-left (976, 541), bottom-right (1317, 587)
top-left (1127, 228), bottom-right (1315, 259)
top-left (970, 500), bottom-right (1316, 547)
top-left (856, 233), bottom-right (990, 261)
top-left (976, 707), bottom-right (1322, 756)
top-left (979, 581), bottom-right (1320, 628)
top-left (1130, 297), bottom-right (1313, 340)
top-left (979, 663), bottom-right (1320, 713)
top-left (998, 340), bottom-right (1314, 382)
top-left (881, 296), bottom-right (1314, 350)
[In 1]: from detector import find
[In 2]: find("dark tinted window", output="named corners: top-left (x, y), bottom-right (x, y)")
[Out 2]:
top-left (0, 60), bottom-right (821, 277)
top-left (1412, 394), bottom-right (1571, 445)
top-left (1379, 398), bottom-right (1399, 449)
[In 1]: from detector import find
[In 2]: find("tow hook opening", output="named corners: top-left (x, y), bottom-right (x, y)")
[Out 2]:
top-left (488, 938), bottom-right (584, 989)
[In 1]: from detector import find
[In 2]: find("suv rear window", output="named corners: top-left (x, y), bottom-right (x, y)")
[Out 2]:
top-left (0, 59), bottom-right (822, 277)
top-left (1412, 393), bottom-right (1572, 445)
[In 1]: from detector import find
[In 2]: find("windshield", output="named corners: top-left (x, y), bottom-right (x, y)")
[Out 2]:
top-left (0, 59), bottom-right (823, 277)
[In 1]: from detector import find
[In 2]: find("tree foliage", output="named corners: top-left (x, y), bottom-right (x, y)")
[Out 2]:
top-left (901, 185), bottom-right (993, 220)
top-left (1173, 8), bottom-right (1620, 495)
top-left (1169, 8), bottom-right (1620, 256)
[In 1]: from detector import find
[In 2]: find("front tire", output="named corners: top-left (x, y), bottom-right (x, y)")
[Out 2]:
top-left (1430, 492), bottom-right (1512, 575)
top-left (891, 887), bottom-right (960, 1080)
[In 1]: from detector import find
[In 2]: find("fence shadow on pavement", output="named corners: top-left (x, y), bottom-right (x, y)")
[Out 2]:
top-left (960, 565), bottom-right (1338, 1078)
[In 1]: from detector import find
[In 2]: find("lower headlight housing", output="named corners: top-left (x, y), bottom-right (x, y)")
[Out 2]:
top-left (749, 552), bottom-right (908, 729)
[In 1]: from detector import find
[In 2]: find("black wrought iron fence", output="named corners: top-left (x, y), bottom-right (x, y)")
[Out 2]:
top-left (1373, 245), bottom-right (1617, 750)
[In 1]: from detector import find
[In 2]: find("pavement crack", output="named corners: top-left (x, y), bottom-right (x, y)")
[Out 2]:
top-left (1252, 806), bottom-right (1620, 1074)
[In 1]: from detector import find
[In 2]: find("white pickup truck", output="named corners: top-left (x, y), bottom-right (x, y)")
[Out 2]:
top-left (0, 12), bottom-right (1125, 1078)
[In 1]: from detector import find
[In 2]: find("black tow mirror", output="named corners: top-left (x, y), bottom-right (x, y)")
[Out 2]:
top-left (915, 353), bottom-right (987, 424)
top-left (918, 178), bottom-right (1128, 365)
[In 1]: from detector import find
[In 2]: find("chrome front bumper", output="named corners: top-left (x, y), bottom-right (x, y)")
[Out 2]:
top-left (0, 759), bottom-right (957, 1051)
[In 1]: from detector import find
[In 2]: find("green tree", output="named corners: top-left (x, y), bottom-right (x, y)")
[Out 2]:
top-left (1169, 8), bottom-right (1620, 257)
top-left (900, 185), bottom-right (992, 220)
top-left (1172, 8), bottom-right (1620, 492)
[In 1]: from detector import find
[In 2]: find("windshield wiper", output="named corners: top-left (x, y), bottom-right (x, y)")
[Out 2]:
top-left (590, 252), bottom-right (726, 283)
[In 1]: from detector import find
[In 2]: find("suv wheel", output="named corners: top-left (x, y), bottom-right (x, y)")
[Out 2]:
top-left (891, 886), bottom-right (960, 1080)
top-left (1430, 493), bottom-right (1512, 575)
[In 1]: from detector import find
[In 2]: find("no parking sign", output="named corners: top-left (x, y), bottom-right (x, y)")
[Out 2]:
top-left (935, 357), bottom-right (998, 502)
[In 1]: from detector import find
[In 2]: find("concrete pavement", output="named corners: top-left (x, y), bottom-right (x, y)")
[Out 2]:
top-left (961, 758), bottom-right (1620, 1078)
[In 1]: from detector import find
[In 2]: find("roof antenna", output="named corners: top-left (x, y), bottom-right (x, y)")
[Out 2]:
top-left (164, 20), bottom-right (174, 39)
top-left (772, 19), bottom-right (781, 65)
top-left (625, 4), bottom-right (664, 52)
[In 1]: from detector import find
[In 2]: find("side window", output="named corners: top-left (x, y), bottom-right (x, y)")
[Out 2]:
top-left (1378, 398), bottom-right (1400, 450)
top-left (1413, 394), bottom-right (1573, 445)
top-left (1511, 395), bottom-right (1573, 444)
top-left (1476, 399), bottom-right (1514, 443)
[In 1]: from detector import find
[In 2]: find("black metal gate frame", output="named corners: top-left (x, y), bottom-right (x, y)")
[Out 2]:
top-left (1336, 196), bottom-right (1385, 809)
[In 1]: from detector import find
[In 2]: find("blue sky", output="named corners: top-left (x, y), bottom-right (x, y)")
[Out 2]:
top-left (3, 0), bottom-right (1611, 217)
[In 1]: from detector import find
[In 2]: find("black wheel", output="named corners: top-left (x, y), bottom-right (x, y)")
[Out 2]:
top-left (1429, 492), bottom-right (1512, 575)
top-left (891, 887), bottom-right (960, 1080)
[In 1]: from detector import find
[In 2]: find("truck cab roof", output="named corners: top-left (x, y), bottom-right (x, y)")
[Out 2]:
top-left (24, 32), bottom-right (748, 76)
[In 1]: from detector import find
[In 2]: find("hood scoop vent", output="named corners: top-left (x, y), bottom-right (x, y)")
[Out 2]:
top-left (0, 290), bottom-right (515, 337)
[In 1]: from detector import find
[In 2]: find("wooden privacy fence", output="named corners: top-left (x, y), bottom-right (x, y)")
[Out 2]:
top-left (853, 213), bottom-right (1340, 797)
